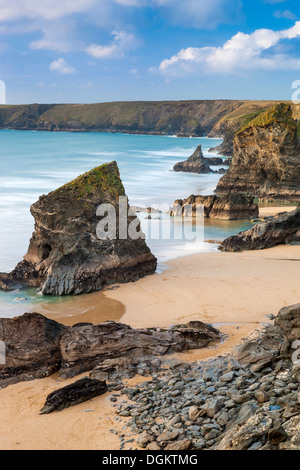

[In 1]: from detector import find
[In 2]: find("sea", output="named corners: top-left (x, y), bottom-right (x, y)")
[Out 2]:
top-left (0, 130), bottom-right (252, 317)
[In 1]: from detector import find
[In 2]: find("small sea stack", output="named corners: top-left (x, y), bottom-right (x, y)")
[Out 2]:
top-left (173, 145), bottom-right (212, 174)
top-left (0, 161), bottom-right (157, 295)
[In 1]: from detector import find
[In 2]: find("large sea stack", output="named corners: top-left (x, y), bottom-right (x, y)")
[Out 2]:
top-left (0, 161), bottom-right (157, 295)
top-left (216, 103), bottom-right (300, 202)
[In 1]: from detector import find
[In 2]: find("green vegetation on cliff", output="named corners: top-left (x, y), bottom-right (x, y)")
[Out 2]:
top-left (58, 161), bottom-right (125, 200)
top-left (0, 100), bottom-right (299, 151)
top-left (238, 103), bottom-right (297, 135)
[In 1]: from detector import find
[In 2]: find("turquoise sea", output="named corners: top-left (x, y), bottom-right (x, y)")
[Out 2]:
top-left (0, 130), bottom-right (252, 317)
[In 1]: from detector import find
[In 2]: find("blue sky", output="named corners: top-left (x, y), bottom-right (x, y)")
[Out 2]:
top-left (1, 0), bottom-right (300, 103)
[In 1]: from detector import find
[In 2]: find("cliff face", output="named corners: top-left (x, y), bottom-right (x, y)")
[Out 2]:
top-left (0, 162), bottom-right (157, 295)
top-left (216, 104), bottom-right (300, 201)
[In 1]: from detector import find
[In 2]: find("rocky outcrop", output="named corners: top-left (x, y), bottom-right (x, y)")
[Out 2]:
top-left (113, 302), bottom-right (300, 451)
top-left (220, 208), bottom-right (300, 252)
top-left (170, 193), bottom-right (258, 220)
top-left (173, 145), bottom-right (212, 173)
top-left (216, 104), bottom-right (300, 202)
top-left (0, 313), bottom-right (221, 388)
top-left (0, 313), bottom-right (67, 388)
top-left (173, 145), bottom-right (227, 174)
top-left (59, 320), bottom-right (221, 379)
top-left (40, 377), bottom-right (107, 414)
top-left (0, 161), bottom-right (157, 295)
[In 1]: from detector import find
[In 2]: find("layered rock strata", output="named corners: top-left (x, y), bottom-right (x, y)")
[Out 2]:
top-left (0, 313), bottom-right (221, 388)
top-left (170, 194), bottom-right (258, 220)
top-left (216, 104), bottom-right (300, 202)
top-left (220, 208), bottom-right (300, 251)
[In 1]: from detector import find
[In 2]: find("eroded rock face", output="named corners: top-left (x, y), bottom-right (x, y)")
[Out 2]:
top-left (0, 313), bottom-right (221, 388)
top-left (0, 161), bottom-right (157, 295)
top-left (59, 320), bottom-right (221, 379)
top-left (220, 208), bottom-right (300, 252)
top-left (170, 193), bottom-right (258, 220)
top-left (216, 104), bottom-right (300, 202)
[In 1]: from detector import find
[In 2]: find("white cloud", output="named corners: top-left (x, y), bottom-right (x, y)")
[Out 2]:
top-left (86, 30), bottom-right (138, 59)
top-left (50, 58), bottom-right (75, 74)
top-left (159, 21), bottom-right (300, 76)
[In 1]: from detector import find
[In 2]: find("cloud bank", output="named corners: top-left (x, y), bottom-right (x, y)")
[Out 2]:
top-left (159, 21), bottom-right (300, 76)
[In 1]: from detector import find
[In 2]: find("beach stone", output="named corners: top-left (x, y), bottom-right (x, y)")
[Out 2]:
top-left (165, 439), bottom-right (192, 451)
top-left (157, 429), bottom-right (180, 443)
top-left (255, 391), bottom-right (267, 403)
top-left (146, 442), bottom-right (161, 450)
top-left (189, 406), bottom-right (204, 421)
top-left (203, 399), bottom-right (223, 418)
top-left (220, 371), bottom-right (235, 383)
top-left (137, 432), bottom-right (154, 448)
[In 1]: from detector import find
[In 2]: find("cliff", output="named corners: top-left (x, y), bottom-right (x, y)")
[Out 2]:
top-left (0, 100), bottom-right (286, 140)
top-left (216, 104), bottom-right (300, 202)
top-left (0, 161), bottom-right (157, 295)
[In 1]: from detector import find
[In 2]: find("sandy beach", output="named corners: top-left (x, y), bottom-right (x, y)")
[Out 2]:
top-left (1, 224), bottom-right (300, 449)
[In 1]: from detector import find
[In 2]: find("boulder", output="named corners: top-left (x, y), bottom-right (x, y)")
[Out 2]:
top-left (40, 377), bottom-right (107, 414)
top-left (0, 312), bottom-right (66, 388)
top-left (0, 161), bottom-right (157, 295)
top-left (216, 103), bottom-right (300, 202)
top-left (220, 208), bottom-right (300, 252)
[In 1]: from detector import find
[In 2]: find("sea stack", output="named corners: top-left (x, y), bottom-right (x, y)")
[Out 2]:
top-left (216, 103), bottom-right (300, 202)
top-left (0, 161), bottom-right (157, 295)
top-left (173, 145), bottom-right (212, 173)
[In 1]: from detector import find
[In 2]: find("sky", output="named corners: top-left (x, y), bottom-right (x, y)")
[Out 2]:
top-left (1, 0), bottom-right (300, 103)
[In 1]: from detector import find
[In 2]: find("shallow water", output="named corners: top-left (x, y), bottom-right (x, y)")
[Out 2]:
top-left (0, 130), bottom-right (250, 319)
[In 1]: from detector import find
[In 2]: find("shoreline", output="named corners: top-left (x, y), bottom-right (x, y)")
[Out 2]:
top-left (0, 205), bottom-right (299, 450)
top-left (1, 244), bottom-right (300, 450)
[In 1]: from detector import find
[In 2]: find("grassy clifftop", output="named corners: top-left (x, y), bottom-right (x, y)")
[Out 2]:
top-left (0, 100), bottom-right (299, 144)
